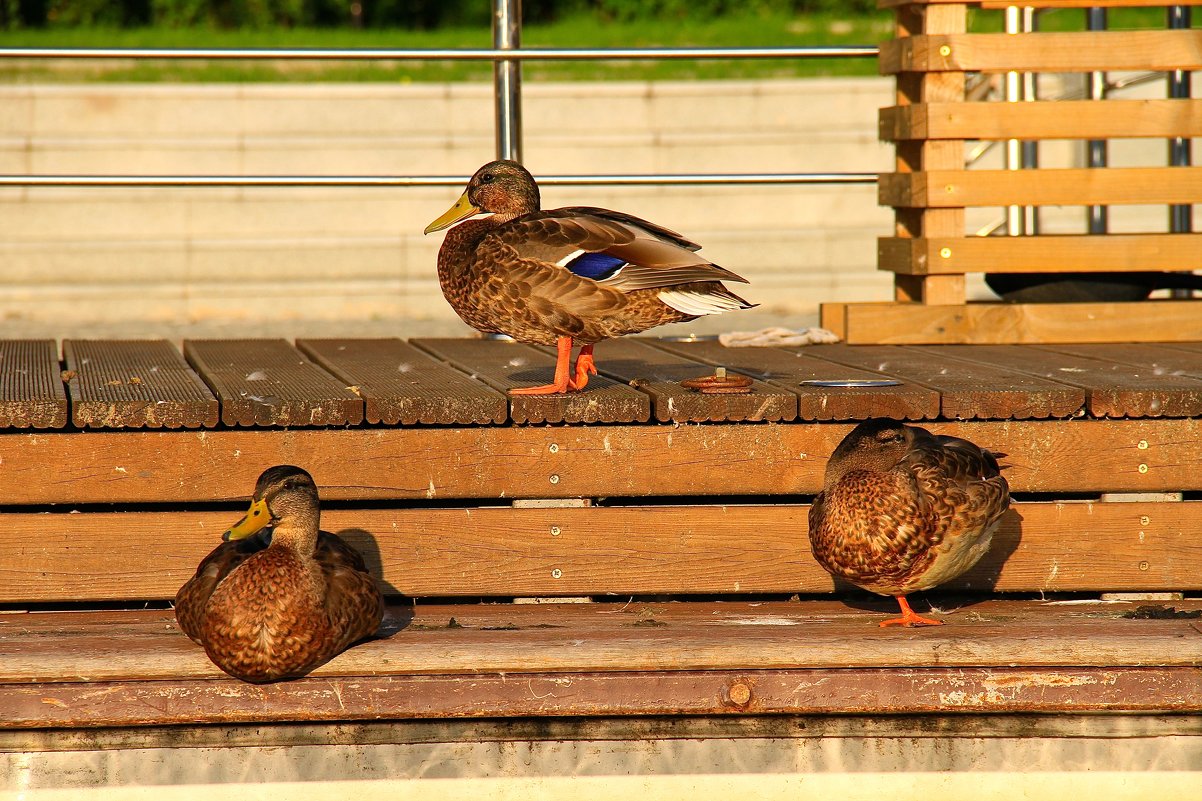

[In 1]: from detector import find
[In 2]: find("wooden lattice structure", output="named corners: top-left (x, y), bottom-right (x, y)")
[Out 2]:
top-left (822, 0), bottom-right (1202, 343)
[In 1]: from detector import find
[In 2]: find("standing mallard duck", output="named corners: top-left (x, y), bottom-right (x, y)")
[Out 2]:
top-left (808, 419), bottom-right (1010, 627)
top-left (175, 465), bottom-right (384, 682)
top-left (424, 160), bottom-right (755, 394)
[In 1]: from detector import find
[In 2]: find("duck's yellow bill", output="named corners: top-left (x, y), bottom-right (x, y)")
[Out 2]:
top-left (223, 497), bottom-right (271, 542)
top-left (424, 191), bottom-right (480, 234)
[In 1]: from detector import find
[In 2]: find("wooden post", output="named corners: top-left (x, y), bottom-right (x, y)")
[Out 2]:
top-left (890, 2), bottom-right (967, 305)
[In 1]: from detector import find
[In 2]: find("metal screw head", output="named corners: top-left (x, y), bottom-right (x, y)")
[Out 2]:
top-left (550, 526), bottom-right (561, 536)
top-left (549, 443), bottom-right (559, 454)
top-left (551, 568), bottom-right (563, 579)
top-left (549, 474), bottom-right (561, 485)
top-left (1139, 561), bottom-right (1150, 571)
top-left (1137, 440), bottom-right (1149, 450)
top-left (1138, 464), bottom-right (1149, 474)
top-left (728, 682), bottom-right (752, 706)
top-left (939, 44), bottom-right (952, 57)
top-left (1141, 516), bottom-right (1151, 526)
top-left (939, 247), bottom-right (952, 259)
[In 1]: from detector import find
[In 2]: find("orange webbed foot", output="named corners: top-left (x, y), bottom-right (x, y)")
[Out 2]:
top-left (509, 382), bottom-right (574, 396)
top-left (568, 344), bottom-right (597, 391)
top-left (879, 596), bottom-right (943, 628)
top-left (509, 335), bottom-right (579, 395)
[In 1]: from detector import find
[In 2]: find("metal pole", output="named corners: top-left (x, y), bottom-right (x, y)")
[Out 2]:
top-left (492, 0), bottom-right (522, 163)
top-left (1004, 6), bottom-right (1025, 236)
top-left (1086, 7), bottom-right (1108, 234)
top-left (1168, 6), bottom-right (1193, 278)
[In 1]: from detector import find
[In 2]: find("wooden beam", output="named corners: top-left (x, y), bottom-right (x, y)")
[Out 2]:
top-left (2, 500), bottom-right (1198, 602)
top-left (879, 234), bottom-right (1202, 275)
top-left (881, 31), bottom-right (1202, 74)
top-left (839, 300), bottom-right (1202, 345)
top-left (880, 167), bottom-right (1202, 208)
top-left (881, 100), bottom-right (1202, 141)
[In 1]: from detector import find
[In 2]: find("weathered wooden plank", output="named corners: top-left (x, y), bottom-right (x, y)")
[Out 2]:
top-left (880, 31), bottom-right (1202, 74)
top-left (838, 301), bottom-right (1202, 345)
top-left (7, 664), bottom-right (1202, 728)
top-left (881, 100), bottom-right (1202, 142)
top-left (414, 338), bottom-right (649, 425)
top-left (296, 338), bottom-right (507, 426)
top-left (1039, 343), bottom-right (1202, 382)
top-left (1, 419), bottom-right (1201, 503)
top-left (649, 338), bottom-right (940, 421)
top-left (951, 344), bottom-right (1202, 418)
top-left (878, 234), bottom-right (1202, 275)
top-left (0, 500), bottom-right (1197, 602)
top-left (0, 340), bottom-right (67, 429)
top-left (184, 339), bottom-right (363, 427)
top-left (880, 167), bottom-right (1202, 208)
top-left (808, 344), bottom-right (1084, 419)
top-left (566, 338), bottom-right (796, 423)
top-left (62, 340), bottom-right (219, 430)
top-left (3, 600), bottom-right (1201, 687)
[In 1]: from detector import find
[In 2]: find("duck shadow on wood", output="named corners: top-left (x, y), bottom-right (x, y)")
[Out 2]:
top-left (333, 527), bottom-right (413, 639)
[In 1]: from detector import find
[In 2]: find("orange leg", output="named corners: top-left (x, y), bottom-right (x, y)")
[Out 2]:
top-left (879, 595), bottom-right (943, 628)
top-left (568, 343), bottom-right (597, 391)
top-left (510, 336), bottom-right (576, 395)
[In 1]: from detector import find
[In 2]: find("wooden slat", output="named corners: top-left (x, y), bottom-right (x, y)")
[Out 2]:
top-left (414, 338), bottom-right (649, 425)
top-left (838, 301), bottom-right (1202, 345)
top-left (880, 31), bottom-right (1202, 74)
top-left (1042, 342), bottom-right (1202, 381)
top-left (297, 338), bottom-right (507, 426)
top-left (3, 601), bottom-right (1201, 690)
top-left (914, 345), bottom-right (1202, 418)
top-left (879, 234), bottom-right (1202, 275)
top-left (0, 500), bottom-right (1198, 602)
top-left (2, 419), bottom-right (1202, 503)
top-left (881, 100), bottom-right (1202, 141)
top-left (808, 344), bottom-right (1083, 419)
top-left (7, 664), bottom-right (1202, 728)
top-left (567, 338), bottom-right (796, 423)
top-left (880, 167), bottom-right (1202, 208)
top-left (63, 340), bottom-right (218, 430)
top-left (648, 338), bottom-right (940, 421)
top-left (0, 340), bottom-right (66, 429)
top-left (184, 339), bottom-right (363, 427)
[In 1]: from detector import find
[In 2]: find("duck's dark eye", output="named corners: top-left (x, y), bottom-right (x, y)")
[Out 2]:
top-left (480, 173), bottom-right (495, 184)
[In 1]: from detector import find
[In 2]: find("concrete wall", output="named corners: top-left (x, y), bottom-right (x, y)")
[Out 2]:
top-left (0, 79), bottom-right (895, 339)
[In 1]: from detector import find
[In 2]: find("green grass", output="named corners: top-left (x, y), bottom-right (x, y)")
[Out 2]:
top-left (0, 12), bottom-right (892, 83)
top-left (1, 6), bottom-right (1195, 83)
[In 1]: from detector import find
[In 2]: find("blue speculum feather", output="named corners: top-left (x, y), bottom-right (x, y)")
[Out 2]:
top-left (564, 252), bottom-right (626, 281)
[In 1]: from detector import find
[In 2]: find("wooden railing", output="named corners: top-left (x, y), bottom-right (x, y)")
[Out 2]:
top-left (823, 0), bottom-right (1202, 344)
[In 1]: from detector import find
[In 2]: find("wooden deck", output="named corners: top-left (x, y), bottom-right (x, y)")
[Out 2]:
top-left (3, 337), bottom-right (1202, 733)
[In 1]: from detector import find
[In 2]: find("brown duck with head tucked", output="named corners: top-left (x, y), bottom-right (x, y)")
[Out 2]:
top-left (808, 419), bottom-right (1010, 627)
top-left (175, 465), bottom-right (384, 682)
top-left (424, 159), bottom-right (755, 394)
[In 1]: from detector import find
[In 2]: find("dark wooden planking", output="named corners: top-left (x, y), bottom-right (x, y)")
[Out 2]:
top-left (297, 338), bottom-right (507, 426)
top-left (3, 419), bottom-right (1202, 504)
top-left (62, 340), bottom-right (219, 430)
top-left (649, 339), bottom-right (939, 421)
top-left (995, 343), bottom-right (1202, 418)
top-left (1041, 342), bottom-right (1202, 380)
top-left (809, 344), bottom-right (1085, 420)
top-left (7, 664), bottom-right (1202, 728)
top-left (184, 339), bottom-right (363, 427)
top-left (414, 338), bottom-right (649, 425)
top-left (0, 340), bottom-right (67, 429)
top-left (0, 500), bottom-right (1197, 602)
top-left (573, 338), bottom-right (795, 423)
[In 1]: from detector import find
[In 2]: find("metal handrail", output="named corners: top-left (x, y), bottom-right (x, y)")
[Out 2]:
top-left (0, 45), bottom-right (878, 61)
top-left (0, 0), bottom-right (879, 190)
top-left (0, 173), bottom-right (879, 188)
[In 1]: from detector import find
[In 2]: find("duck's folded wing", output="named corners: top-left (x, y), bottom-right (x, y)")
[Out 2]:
top-left (486, 211), bottom-right (748, 293)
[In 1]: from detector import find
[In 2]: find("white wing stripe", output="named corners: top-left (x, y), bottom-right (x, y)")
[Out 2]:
top-left (658, 289), bottom-right (745, 316)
